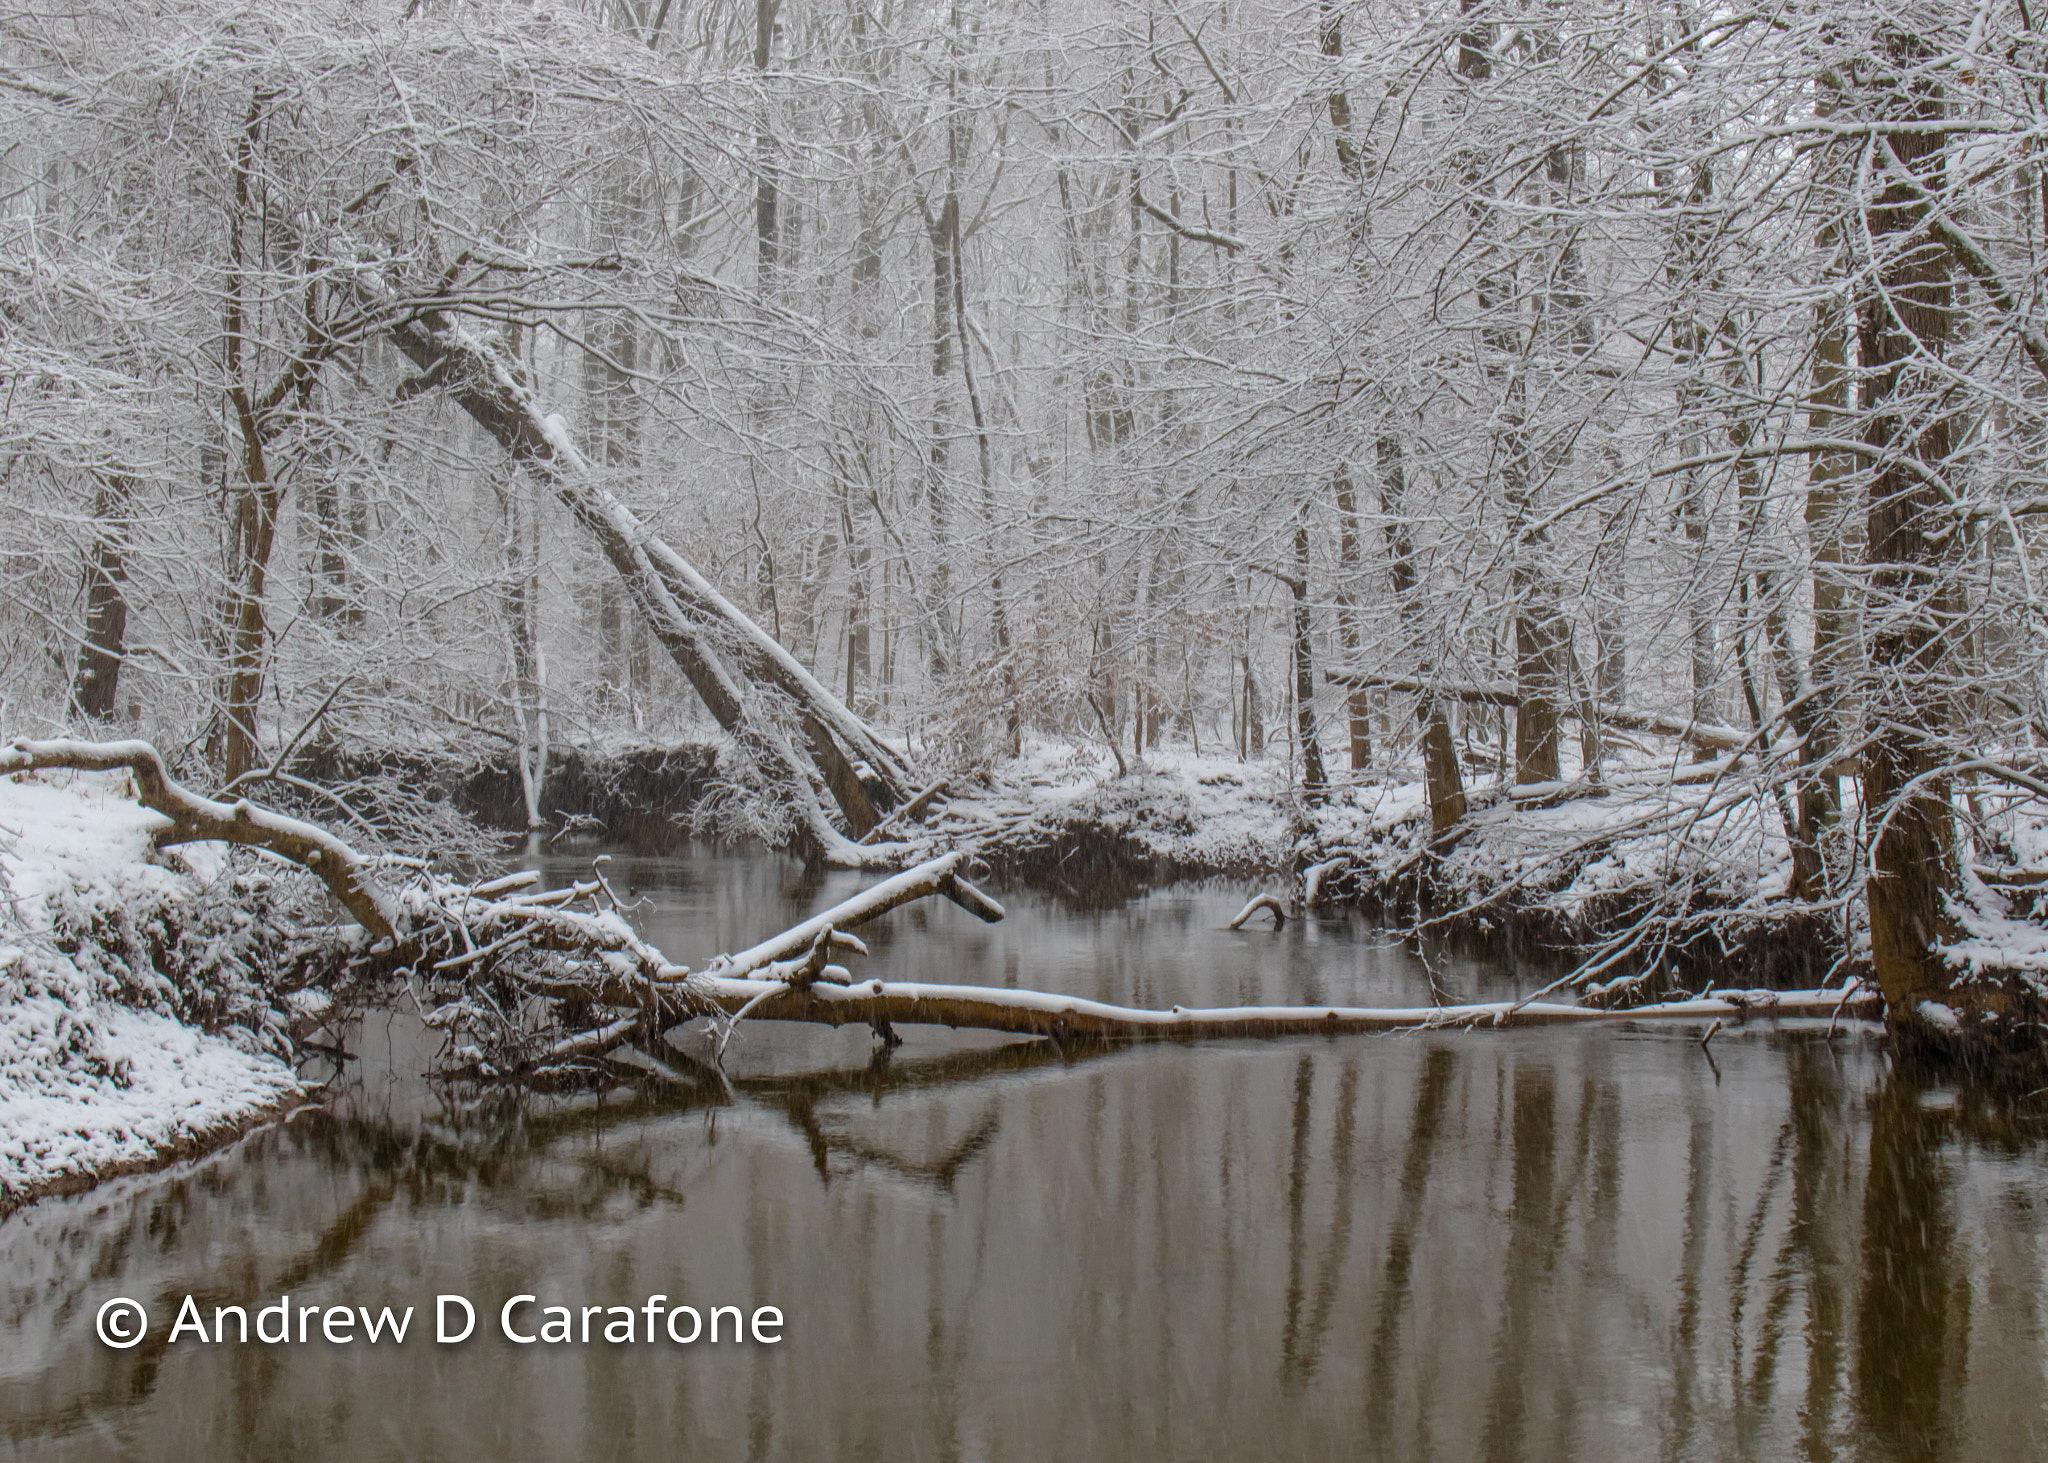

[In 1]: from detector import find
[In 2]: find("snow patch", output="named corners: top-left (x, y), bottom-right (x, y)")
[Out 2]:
top-left (0, 770), bottom-right (303, 1208)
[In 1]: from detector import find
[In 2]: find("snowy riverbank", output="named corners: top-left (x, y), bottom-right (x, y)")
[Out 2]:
top-left (0, 772), bottom-right (305, 1216)
top-left (905, 738), bottom-right (1870, 986)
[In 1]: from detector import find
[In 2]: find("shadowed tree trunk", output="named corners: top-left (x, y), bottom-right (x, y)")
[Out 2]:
top-left (1458, 0), bottom-right (1561, 785)
top-left (71, 475), bottom-right (131, 722)
top-left (1292, 503), bottom-right (1327, 798)
top-left (1332, 464), bottom-right (1371, 771)
top-left (1856, 28), bottom-right (1965, 1035)
top-left (1792, 72), bottom-right (1855, 904)
top-left (1379, 437), bottom-right (1467, 839)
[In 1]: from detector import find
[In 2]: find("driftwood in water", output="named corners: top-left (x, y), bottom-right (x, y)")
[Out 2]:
top-left (1326, 672), bottom-right (1749, 754)
top-left (1228, 894), bottom-right (1288, 929)
top-left (416, 850), bottom-right (1003, 1080)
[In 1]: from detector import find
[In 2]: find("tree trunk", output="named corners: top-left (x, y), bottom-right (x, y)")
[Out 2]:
top-left (1292, 507), bottom-right (1327, 798)
top-left (1857, 31), bottom-right (1964, 1034)
top-left (385, 304), bottom-right (911, 858)
top-left (1792, 75), bottom-right (1855, 903)
top-left (1332, 465), bottom-right (1371, 770)
top-left (951, 164), bottom-right (1018, 758)
top-left (1379, 437), bottom-right (1466, 838)
top-left (71, 475), bottom-right (131, 722)
top-left (1458, 3), bottom-right (1560, 785)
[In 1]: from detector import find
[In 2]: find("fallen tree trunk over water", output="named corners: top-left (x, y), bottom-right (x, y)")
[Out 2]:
top-left (383, 296), bottom-right (913, 862)
top-left (0, 740), bottom-right (1883, 1089)
top-left (701, 977), bottom-right (1879, 1042)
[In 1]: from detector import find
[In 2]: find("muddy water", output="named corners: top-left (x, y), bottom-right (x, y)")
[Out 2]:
top-left (2, 845), bottom-right (2046, 1462)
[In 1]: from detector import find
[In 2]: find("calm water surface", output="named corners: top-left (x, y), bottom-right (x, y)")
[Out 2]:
top-left (2, 845), bottom-right (2046, 1461)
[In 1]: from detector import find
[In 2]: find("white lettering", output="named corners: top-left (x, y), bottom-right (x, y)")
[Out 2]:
top-left (501, 1295), bottom-right (537, 1344)
top-left (436, 1294), bottom-right (475, 1343)
top-left (168, 1294), bottom-right (208, 1344)
top-left (359, 1306), bottom-right (413, 1343)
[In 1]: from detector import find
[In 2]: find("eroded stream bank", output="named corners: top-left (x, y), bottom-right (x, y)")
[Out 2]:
top-left (3, 848), bottom-right (2045, 1462)
top-left (321, 736), bottom-right (1872, 990)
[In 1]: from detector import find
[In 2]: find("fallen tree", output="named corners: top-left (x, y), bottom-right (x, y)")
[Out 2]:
top-left (380, 289), bottom-right (915, 864)
top-left (697, 976), bottom-right (1879, 1043)
top-left (7, 738), bottom-right (1885, 1091)
top-left (1327, 673), bottom-right (1751, 755)
top-left (0, 738), bottom-right (401, 941)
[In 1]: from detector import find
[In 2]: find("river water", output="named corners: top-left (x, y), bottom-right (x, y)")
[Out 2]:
top-left (2, 845), bottom-right (2045, 1461)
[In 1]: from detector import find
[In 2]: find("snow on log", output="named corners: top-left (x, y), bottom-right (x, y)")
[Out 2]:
top-left (1326, 673), bottom-right (1749, 753)
top-left (1228, 893), bottom-right (1288, 930)
top-left (380, 294), bottom-right (913, 858)
top-left (858, 779), bottom-right (952, 845)
top-left (0, 737), bottom-right (401, 942)
top-left (1302, 857), bottom-right (1349, 909)
top-left (698, 978), bottom-right (1881, 1042)
top-left (708, 851), bottom-right (1004, 976)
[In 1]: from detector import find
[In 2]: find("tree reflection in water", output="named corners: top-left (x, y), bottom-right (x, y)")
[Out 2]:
top-left (3, 1012), bottom-right (2048, 1461)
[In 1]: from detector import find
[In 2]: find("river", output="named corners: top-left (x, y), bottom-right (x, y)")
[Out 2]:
top-left (1, 844), bottom-right (2043, 1461)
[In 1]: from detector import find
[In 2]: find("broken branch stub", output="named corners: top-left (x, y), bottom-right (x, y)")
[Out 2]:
top-left (1228, 894), bottom-right (1288, 930)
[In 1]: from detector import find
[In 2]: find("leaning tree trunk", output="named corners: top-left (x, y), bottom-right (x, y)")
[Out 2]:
top-left (384, 303), bottom-right (913, 862)
top-left (1855, 28), bottom-right (1966, 1045)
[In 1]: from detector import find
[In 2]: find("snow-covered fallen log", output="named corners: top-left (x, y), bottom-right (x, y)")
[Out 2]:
top-left (1326, 673), bottom-right (1750, 754)
top-left (0, 737), bottom-right (400, 940)
top-left (380, 293), bottom-right (914, 863)
top-left (706, 850), bottom-right (1003, 976)
top-left (698, 977), bottom-right (1879, 1043)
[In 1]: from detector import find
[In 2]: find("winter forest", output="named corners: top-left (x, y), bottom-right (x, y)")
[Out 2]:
top-left (14, 3), bottom-right (2048, 1456)
top-left (11, 0), bottom-right (2048, 1073)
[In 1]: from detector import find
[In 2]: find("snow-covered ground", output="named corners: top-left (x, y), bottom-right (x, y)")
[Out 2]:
top-left (908, 741), bottom-right (1302, 874)
top-left (915, 737), bottom-right (1804, 913)
top-left (898, 736), bottom-right (1924, 992)
top-left (0, 773), bottom-right (303, 1214)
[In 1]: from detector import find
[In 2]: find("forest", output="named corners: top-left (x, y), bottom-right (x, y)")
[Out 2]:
top-left (5, 0), bottom-right (2048, 1071)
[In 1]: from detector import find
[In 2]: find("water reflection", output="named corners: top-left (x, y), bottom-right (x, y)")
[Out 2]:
top-left (1, 855), bottom-right (2046, 1461)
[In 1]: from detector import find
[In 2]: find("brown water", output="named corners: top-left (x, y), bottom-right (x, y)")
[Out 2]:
top-left (2, 846), bottom-right (2045, 1462)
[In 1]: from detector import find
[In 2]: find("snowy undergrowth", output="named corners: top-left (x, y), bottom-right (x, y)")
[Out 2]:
top-left (917, 742), bottom-right (1300, 876)
top-left (929, 739), bottom-right (1871, 980)
top-left (934, 738), bottom-right (1800, 894)
top-left (0, 772), bottom-right (305, 1211)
